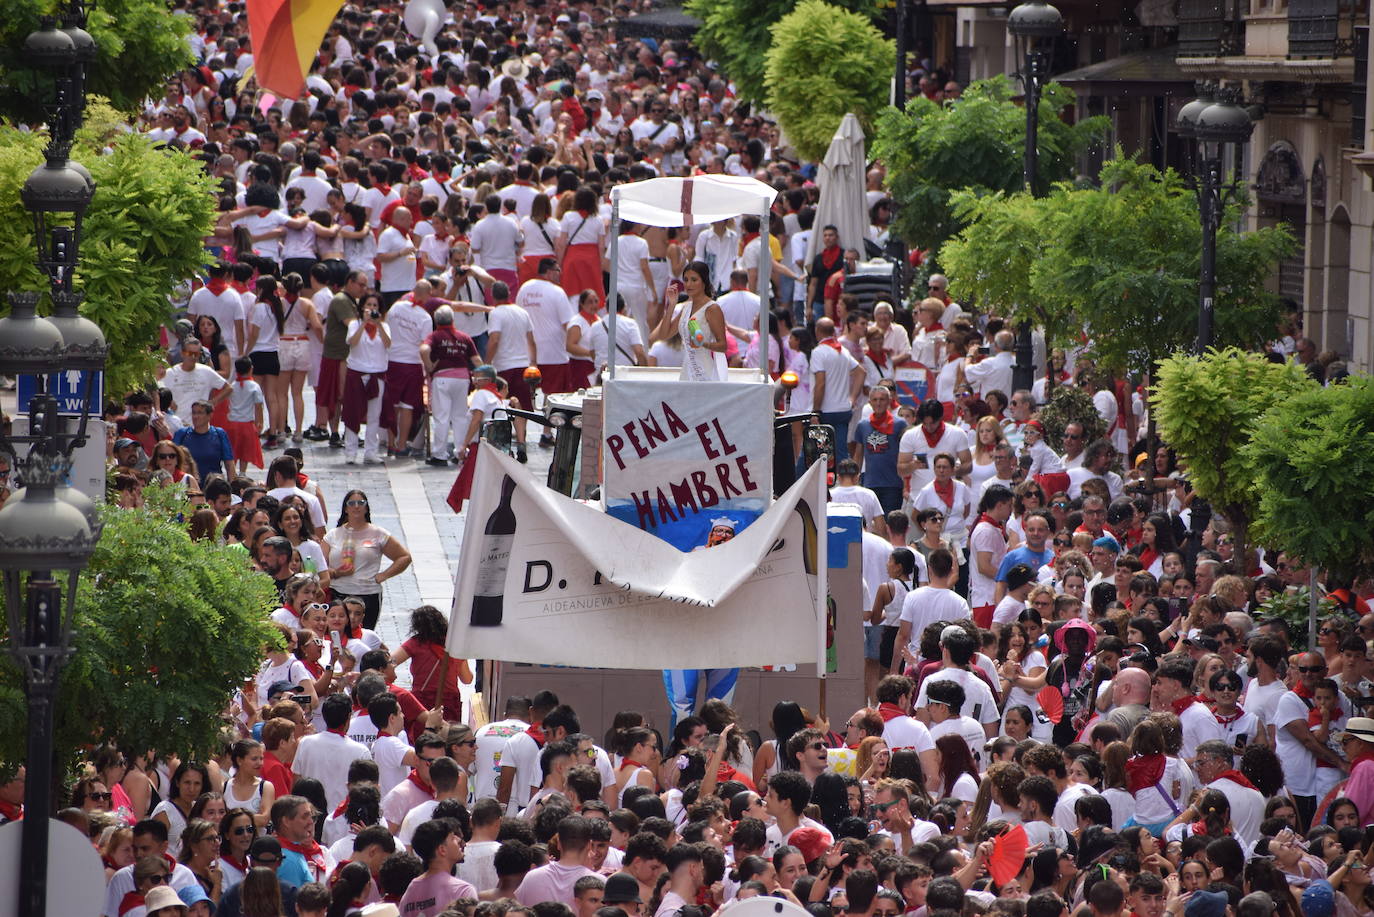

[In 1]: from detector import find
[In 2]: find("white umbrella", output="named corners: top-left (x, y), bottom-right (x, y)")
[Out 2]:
top-left (806, 113), bottom-right (869, 266)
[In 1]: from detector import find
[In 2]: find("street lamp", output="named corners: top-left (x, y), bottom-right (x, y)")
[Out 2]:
top-left (1007, 0), bottom-right (1061, 392)
top-left (0, 7), bottom-right (105, 917)
top-left (1179, 85), bottom-right (1253, 352)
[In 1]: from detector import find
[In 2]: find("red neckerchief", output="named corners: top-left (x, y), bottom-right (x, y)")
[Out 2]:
top-left (526, 722), bottom-right (546, 746)
top-left (303, 659), bottom-right (323, 678)
top-left (1294, 682), bottom-right (1316, 700)
top-left (739, 231), bottom-right (759, 254)
top-left (1171, 694), bottom-right (1206, 716)
top-left (1213, 769), bottom-right (1258, 790)
top-left (205, 277), bottom-right (230, 295)
top-left (229, 280), bottom-right (249, 294)
top-left (477, 381), bottom-right (500, 396)
top-left (296, 473), bottom-right (309, 489)
top-left (877, 702), bottom-right (907, 722)
top-left (869, 410), bottom-right (894, 435)
top-left (923, 321), bottom-right (944, 332)
top-left (1212, 705), bottom-right (1246, 726)
top-left (976, 512), bottom-right (1005, 534)
top-left (933, 479), bottom-right (955, 509)
top-left (620, 757), bottom-right (648, 771)
top-left (171, 469), bottom-right (186, 483)
top-left (236, 371), bottom-right (254, 389)
top-left (279, 835), bottom-right (328, 875)
top-left (579, 309), bottom-right (600, 325)
top-left (820, 244), bottom-right (841, 270)
top-left (373, 182), bottom-right (391, 196)
top-left (867, 348), bottom-right (888, 370)
top-left (921, 424), bottom-right (945, 449)
top-left (118, 891), bottom-right (146, 916)
top-left (162, 852), bottom-right (178, 872)
top-left (1137, 547), bottom-right (1158, 571)
top-left (1125, 753), bottom-right (1166, 792)
top-left (327, 725), bottom-right (349, 737)
top-left (405, 771), bottom-right (434, 796)
top-left (1190, 820), bottom-right (1229, 837)
top-left (820, 338), bottom-right (842, 352)
top-left (363, 321), bottom-right (378, 340)
top-left (332, 799), bottom-right (349, 818)
top-left (102, 854), bottom-right (121, 871)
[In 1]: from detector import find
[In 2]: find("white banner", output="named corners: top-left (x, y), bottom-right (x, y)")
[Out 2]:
top-left (602, 379), bottom-right (774, 551)
top-left (447, 444), bottom-right (827, 670)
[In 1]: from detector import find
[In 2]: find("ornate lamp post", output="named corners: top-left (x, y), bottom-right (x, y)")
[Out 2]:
top-left (0, 8), bottom-right (106, 916)
top-left (1006, 0), bottom-right (1062, 392)
top-left (1177, 85), bottom-right (1253, 352)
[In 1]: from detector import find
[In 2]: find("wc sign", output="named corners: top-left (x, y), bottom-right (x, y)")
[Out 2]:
top-left (17, 370), bottom-right (103, 416)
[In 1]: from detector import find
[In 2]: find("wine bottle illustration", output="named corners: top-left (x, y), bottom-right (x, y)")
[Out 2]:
top-left (469, 474), bottom-right (518, 626)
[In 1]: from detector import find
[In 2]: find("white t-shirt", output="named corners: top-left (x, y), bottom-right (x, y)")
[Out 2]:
top-left (716, 289), bottom-right (761, 330)
top-left (163, 363), bottom-right (227, 413)
top-left (520, 217), bottom-right (559, 258)
top-left (473, 718), bottom-right (528, 800)
top-left (236, 209), bottom-right (289, 261)
top-left (830, 485), bottom-right (883, 528)
top-left (248, 300), bottom-right (280, 353)
top-left (371, 732), bottom-right (414, 796)
top-left (588, 314), bottom-right (644, 374)
top-left (376, 227), bottom-right (417, 292)
top-left (992, 594), bottom-right (1025, 627)
top-left (615, 233), bottom-right (652, 290)
top-left (188, 287), bottom-right (247, 357)
top-left (385, 299), bottom-right (432, 364)
top-left (499, 730), bottom-right (541, 812)
top-left (898, 587), bottom-right (971, 658)
top-left (1053, 782), bottom-right (1100, 832)
top-left (487, 304), bottom-right (534, 372)
top-left (915, 668), bottom-right (1000, 726)
top-left (898, 424), bottom-right (969, 493)
top-left (967, 521), bottom-right (1008, 608)
top-left (293, 730), bottom-right (373, 811)
top-left (516, 279), bottom-right (575, 364)
top-left (880, 715), bottom-right (936, 753)
top-left (470, 213), bottom-right (522, 272)
top-left (344, 320), bottom-right (390, 373)
top-left (929, 715), bottom-right (988, 769)
top-left (810, 341), bottom-right (859, 413)
top-left (1241, 676), bottom-right (1287, 739)
top-left (962, 351), bottom-right (1013, 399)
top-left (1273, 690), bottom-right (1318, 795)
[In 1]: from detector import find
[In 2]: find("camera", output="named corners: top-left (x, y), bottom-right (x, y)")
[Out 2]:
top-left (368, 308), bottom-right (381, 320)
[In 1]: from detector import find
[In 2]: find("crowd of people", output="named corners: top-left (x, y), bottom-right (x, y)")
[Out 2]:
top-left (2, 2), bottom-right (1373, 917)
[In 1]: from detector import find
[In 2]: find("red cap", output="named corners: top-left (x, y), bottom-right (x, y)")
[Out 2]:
top-left (789, 826), bottom-right (831, 864)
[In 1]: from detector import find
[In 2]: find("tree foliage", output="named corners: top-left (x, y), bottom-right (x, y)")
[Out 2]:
top-left (941, 157), bottom-right (1295, 378)
top-left (688, 0), bottom-right (881, 106)
top-left (762, 0), bottom-right (893, 163)
top-left (870, 75), bottom-right (1107, 254)
top-left (0, 100), bottom-right (216, 396)
top-left (0, 495), bottom-right (280, 779)
top-left (1244, 376), bottom-right (1374, 582)
top-left (1150, 348), bottom-right (1315, 568)
top-left (0, 0), bottom-right (194, 124)
top-left (1036, 384), bottom-right (1107, 453)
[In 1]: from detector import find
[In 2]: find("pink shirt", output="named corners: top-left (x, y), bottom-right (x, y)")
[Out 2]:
top-left (1346, 757), bottom-right (1374, 825)
top-left (399, 871), bottom-right (477, 917)
top-left (514, 861), bottom-right (599, 906)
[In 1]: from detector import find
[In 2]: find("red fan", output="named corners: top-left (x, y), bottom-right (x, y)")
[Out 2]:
top-left (1036, 686), bottom-right (1064, 724)
top-left (988, 823), bottom-right (1029, 886)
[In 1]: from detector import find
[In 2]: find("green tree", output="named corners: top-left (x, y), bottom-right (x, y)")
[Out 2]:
top-left (0, 100), bottom-right (216, 396)
top-left (762, 0), bottom-right (893, 163)
top-left (0, 496), bottom-right (280, 783)
top-left (1150, 347), bottom-right (1316, 568)
top-left (687, 0), bottom-right (881, 106)
top-left (870, 75), bottom-right (1106, 254)
top-left (941, 157), bottom-right (1294, 378)
top-left (0, 0), bottom-right (194, 124)
top-left (1244, 376), bottom-right (1374, 583)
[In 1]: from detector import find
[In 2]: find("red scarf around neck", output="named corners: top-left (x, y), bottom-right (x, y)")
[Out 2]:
top-left (820, 338), bottom-right (842, 351)
top-left (1125, 753), bottom-right (1166, 792)
top-left (869, 410), bottom-right (894, 435)
top-left (1137, 547), bottom-right (1158, 571)
top-left (867, 348), bottom-right (888, 370)
top-left (205, 277), bottom-right (230, 296)
top-left (877, 702), bottom-right (907, 722)
top-left (526, 722), bottom-right (546, 747)
top-left (739, 232), bottom-right (759, 254)
top-left (222, 852), bottom-right (250, 874)
top-left (921, 424), bottom-right (945, 449)
top-left (620, 757), bottom-right (649, 771)
top-left (279, 835), bottom-right (328, 875)
top-left (820, 245), bottom-right (841, 270)
top-left (1213, 769), bottom-right (1257, 790)
top-left (117, 891), bottom-right (146, 917)
top-left (363, 321), bottom-right (378, 340)
top-left (236, 371), bottom-right (254, 389)
top-left (976, 512), bottom-right (1005, 534)
top-left (1212, 705), bottom-right (1246, 726)
top-left (1170, 694), bottom-right (1206, 716)
top-left (0, 799), bottom-right (23, 822)
top-left (933, 479), bottom-right (955, 509)
top-left (405, 771), bottom-right (434, 796)
top-left (579, 309), bottom-right (600, 325)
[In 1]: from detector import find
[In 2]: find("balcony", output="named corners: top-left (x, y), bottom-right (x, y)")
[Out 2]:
top-left (1177, 0), bottom-right (1247, 56)
top-left (1289, 0), bottom-right (1359, 58)
top-left (1176, 0), bottom-right (1364, 80)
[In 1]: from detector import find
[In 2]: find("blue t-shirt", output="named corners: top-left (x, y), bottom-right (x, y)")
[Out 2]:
top-left (853, 417), bottom-right (908, 488)
top-left (173, 425), bottom-right (234, 481)
top-left (277, 848), bottom-right (313, 889)
top-left (996, 545), bottom-right (1055, 582)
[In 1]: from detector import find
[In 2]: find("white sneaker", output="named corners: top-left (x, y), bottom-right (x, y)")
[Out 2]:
top-left (345, 452), bottom-right (358, 465)
top-left (363, 453), bottom-right (381, 464)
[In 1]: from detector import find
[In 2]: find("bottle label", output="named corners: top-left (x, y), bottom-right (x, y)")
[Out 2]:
top-left (472, 534), bottom-right (514, 595)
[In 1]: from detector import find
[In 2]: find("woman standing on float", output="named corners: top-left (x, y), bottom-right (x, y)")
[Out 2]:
top-left (651, 260), bottom-right (728, 382)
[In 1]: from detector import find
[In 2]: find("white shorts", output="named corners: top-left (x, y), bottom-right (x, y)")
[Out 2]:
top-left (278, 338), bottom-right (313, 373)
